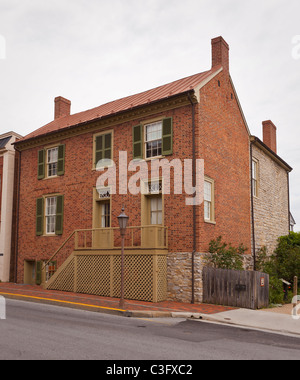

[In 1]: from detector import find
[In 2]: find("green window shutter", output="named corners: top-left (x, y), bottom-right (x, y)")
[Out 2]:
top-left (162, 118), bottom-right (173, 156)
top-left (104, 133), bottom-right (112, 160)
top-left (57, 144), bottom-right (65, 176)
top-left (55, 195), bottom-right (64, 235)
top-left (95, 133), bottom-right (112, 166)
top-left (36, 197), bottom-right (44, 236)
top-left (36, 261), bottom-right (42, 285)
top-left (37, 149), bottom-right (45, 180)
top-left (95, 135), bottom-right (103, 166)
top-left (133, 125), bottom-right (143, 159)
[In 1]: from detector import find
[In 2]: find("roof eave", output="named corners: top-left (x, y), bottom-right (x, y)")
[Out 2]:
top-left (250, 135), bottom-right (293, 172)
top-left (14, 90), bottom-right (196, 148)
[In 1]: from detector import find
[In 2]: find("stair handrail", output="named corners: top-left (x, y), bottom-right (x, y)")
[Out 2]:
top-left (42, 230), bottom-right (76, 271)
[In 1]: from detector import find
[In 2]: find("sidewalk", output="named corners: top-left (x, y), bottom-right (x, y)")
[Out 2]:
top-left (0, 283), bottom-right (299, 337)
top-left (0, 282), bottom-right (235, 316)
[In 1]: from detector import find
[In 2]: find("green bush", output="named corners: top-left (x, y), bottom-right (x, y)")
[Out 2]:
top-left (255, 232), bottom-right (300, 304)
top-left (274, 232), bottom-right (300, 285)
top-left (205, 236), bottom-right (247, 270)
top-left (268, 276), bottom-right (285, 304)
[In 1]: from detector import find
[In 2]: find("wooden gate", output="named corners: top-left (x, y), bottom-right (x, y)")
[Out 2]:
top-left (203, 267), bottom-right (269, 309)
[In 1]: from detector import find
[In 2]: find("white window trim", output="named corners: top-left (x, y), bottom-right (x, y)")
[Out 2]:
top-left (46, 146), bottom-right (59, 178)
top-left (45, 196), bottom-right (57, 235)
top-left (144, 121), bottom-right (163, 159)
top-left (252, 158), bottom-right (259, 198)
top-left (204, 177), bottom-right (215, 224)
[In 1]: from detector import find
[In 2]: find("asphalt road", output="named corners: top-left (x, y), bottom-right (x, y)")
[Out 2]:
top-left (0, 299), bottom-right (300, 361)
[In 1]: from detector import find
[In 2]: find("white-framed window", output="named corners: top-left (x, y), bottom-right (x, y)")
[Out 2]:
top-left (47, 147), bottom-right (58, 177)
top-left (150, 196), bottom-right (162, 225)
top-left (45, 197), bottom-right (57, 235)
top-left (252, 159), bottom-right (259, 197)
top-left (204, 178), bottom-right (215, 222)
top-left (145, 121), bottom-right (162, 159)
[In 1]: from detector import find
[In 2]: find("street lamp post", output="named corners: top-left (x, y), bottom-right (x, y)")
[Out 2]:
top-left (117, 207), bottom-right (129, 309)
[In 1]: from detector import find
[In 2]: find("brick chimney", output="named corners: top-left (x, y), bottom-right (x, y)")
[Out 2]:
top-left (211, 36), bottom-right (230, 73)
top-left (262, 120), bottom-right (277, 154)
top-left (54, 96), bottom-right (71, 119)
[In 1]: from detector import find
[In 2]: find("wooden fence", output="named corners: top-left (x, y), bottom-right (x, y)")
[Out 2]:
top-left (203, 267), bottom-right (269, 310)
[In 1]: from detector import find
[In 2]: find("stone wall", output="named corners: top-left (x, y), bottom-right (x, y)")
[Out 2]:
top-left (167, 252), bottom-right (207, 303)
top-left (252, 144), bottom-right (289, 254)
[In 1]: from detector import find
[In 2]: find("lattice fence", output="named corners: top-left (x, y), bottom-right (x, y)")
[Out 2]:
top-left (46, 252), bottom-right (167, 303)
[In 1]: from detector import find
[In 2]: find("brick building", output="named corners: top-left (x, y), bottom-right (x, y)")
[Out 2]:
top-left (13, 37), bottom-right (291, 303)
top-left (0, 132), bottom-right (22, 282)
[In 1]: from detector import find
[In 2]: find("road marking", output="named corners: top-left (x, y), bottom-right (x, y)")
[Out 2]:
top-left (0, 292), bottom-right (125, 312)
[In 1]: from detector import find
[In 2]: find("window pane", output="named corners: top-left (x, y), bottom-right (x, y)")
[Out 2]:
top-left (151, 198), bottom-right (158, 211)
top-left (151, 212), bottom-right (157, 225)
top-left (146, 122), bottom-right (162, 141)
top-left (157, 211), bottom-right (162, 225)
top-left (150, 196), bottom-right (162, 225)
top-left (101, 202), bottom-right (110, 228)
top-left (204, 201), bottom-right (211, 220)
top-left (157, 197), bottom-right (162, 211)
top-left (204, 181), bottom-right (212, 202)
top-left (145, 122), bottom-right (162, 158)
top-left (252, 160), bottom-right (257, 179)
top-left (47, 147), bottom-right (58, 176)
top-left (48, 148), bottom-right (58, 163)
top-left (46, 197), bottom-right (57, 234)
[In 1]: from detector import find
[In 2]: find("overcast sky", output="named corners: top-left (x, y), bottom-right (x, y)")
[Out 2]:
top-left (0, 0), bottom-right (299, 231)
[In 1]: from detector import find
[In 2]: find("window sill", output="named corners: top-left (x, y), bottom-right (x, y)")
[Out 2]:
top-left (41, 175), bottom-right (59, 180)
top-left (204, 219), bottom-right (216, 225)
top-left (144, 155), bottom-right (165, 162)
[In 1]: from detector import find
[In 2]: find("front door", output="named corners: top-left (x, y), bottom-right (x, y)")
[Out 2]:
top-left (93, 188), bottom-right (112, 249)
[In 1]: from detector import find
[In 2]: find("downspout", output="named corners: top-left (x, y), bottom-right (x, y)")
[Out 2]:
top-left (188, 92), bottom-right (196, 304)
top-left (250, 141), bottom-right (256, 271)
top-left (14, 146), bottom-right (21, 283)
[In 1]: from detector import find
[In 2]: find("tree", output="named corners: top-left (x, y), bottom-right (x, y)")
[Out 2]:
top-left (256, 232), bottom-right (300, 304)
top-left (273, 232), bottom-right (300, 284)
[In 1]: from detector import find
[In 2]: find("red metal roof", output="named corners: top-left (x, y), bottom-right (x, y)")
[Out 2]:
top-left (19, 66), bottom-right (221, 143)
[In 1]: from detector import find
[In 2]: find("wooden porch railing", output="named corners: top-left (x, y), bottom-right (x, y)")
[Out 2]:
top-left (42, 226), bottom-right (168, 284)
top-left (74, 225), bottom-right (168, 251)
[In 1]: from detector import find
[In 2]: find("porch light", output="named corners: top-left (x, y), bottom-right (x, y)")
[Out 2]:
top-left (117, 207), bottom-right (129, 309)
top-left (117, 207), bottom-right (129, 236)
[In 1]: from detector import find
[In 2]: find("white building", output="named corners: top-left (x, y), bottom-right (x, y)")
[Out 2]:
top-left (0, 132), bottom-right (22, 282)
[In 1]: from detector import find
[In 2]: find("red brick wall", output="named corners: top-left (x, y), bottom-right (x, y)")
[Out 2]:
top-left (10, 150), bottom-right (20, 282)
top-left (197, 70), bottom-right (252, 252)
